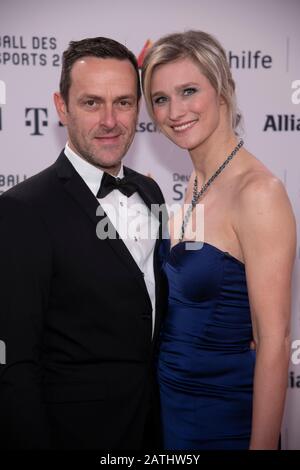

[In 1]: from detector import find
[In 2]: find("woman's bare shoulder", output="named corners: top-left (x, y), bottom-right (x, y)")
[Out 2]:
top-left (232, 149), bottom-right (296, 245)
top-left (235, 149), bottom-right (287, 204)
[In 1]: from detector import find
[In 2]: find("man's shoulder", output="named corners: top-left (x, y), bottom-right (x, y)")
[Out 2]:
top-left (0, 154), bottom-right (64, 207)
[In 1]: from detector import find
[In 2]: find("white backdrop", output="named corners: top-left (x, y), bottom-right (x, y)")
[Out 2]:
top-left (0, 0), bottom-right (299, 449)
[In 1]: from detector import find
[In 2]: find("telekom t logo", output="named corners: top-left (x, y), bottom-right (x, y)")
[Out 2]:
top-left (25, 108), bottom-right (48, 135)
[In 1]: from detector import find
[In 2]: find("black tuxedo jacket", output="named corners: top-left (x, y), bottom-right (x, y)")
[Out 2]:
top-left (0, 151), bottom-right (167, 450)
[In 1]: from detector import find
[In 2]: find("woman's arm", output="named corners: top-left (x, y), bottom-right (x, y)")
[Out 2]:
top-left (236, 174), bottom-right (296, 449)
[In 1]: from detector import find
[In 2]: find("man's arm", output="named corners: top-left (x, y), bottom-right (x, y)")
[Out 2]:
top-left (0, 195), bottom-right (53, 449)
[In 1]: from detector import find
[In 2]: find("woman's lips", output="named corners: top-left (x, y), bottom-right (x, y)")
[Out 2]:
top-left (171, 120), bottom-right (198, 132)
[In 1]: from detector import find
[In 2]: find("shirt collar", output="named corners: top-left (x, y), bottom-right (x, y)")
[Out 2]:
top-left (64, 142), bottom-right (124, 197)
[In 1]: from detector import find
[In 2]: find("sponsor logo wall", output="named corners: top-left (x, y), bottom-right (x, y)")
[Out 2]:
top-left (0, 0), bottom-right (299, 449)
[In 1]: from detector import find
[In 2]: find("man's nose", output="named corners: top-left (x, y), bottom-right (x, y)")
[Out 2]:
top-left (100, 104), bottom-right (117, 129)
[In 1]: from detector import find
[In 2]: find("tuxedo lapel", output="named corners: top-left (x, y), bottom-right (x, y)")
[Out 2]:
top-left (123, 166), bottom-right (169, 343)
top-left (55, 152), bottom-right (99, 226)
top-left (54, 152), bottom-right (150, 295)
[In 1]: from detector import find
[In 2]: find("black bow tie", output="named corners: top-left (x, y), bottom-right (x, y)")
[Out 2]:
top-left (97, 172), bottom-right (139, 199)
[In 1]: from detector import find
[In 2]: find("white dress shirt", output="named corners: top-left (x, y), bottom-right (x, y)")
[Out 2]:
top-left (64, 143), bottom-right (158, 335)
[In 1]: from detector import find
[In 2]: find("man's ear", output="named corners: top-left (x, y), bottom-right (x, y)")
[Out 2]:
top-left (54, 92), bottom-right (68, 126)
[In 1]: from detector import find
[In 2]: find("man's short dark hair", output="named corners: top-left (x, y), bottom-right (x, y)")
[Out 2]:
top-left (59, 36), bottom-right (141, 106)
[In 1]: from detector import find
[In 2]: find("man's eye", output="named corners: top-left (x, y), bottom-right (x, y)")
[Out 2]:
top-left (183, 87), bottom-right (197, 96)
top-left (85, 100), bottom-right (96, 107)
top-left (119, 100), bottom-right (131, 107)
top-left (153, 96), bottom-right (168, 106)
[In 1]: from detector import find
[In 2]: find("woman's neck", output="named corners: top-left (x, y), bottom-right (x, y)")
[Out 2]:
top-left (189, 129), bottom-right (240, 184)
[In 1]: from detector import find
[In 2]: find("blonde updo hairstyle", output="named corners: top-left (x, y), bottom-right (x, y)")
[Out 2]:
top-left (142, 30), bottom-right (241, 133)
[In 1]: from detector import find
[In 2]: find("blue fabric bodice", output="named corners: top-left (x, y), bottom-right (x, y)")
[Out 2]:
top-left (158, 240), bottom-right (255, 450)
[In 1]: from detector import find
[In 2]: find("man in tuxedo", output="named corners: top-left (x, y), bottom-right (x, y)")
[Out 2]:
top-left (0, 37), bottom-right (166, 449)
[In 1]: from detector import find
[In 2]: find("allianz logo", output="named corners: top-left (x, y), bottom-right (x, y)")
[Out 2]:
top-left (263, 114), bottom-right (300, 131)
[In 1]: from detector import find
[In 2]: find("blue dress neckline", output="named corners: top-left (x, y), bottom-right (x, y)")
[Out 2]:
top-left (159, 236), bottom-right (253, 449)
top-left (169, 240), bottom-right (245, 267)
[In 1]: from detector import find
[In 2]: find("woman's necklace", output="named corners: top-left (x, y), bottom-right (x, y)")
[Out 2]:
top-left (179, 139), bottom-right (244, 242)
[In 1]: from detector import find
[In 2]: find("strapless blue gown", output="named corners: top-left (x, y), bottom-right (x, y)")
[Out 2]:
top-left (158, 240), bottom-right (255, 450)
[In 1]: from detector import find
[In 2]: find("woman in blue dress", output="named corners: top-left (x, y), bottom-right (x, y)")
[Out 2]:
top-left (142, 30), bottom-right (296, 450)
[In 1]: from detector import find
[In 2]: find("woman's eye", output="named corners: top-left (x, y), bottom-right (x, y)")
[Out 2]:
top-left (183, 87), bottom-right (197, 96)
top-left (153, 96), bottom-right (168, 105)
